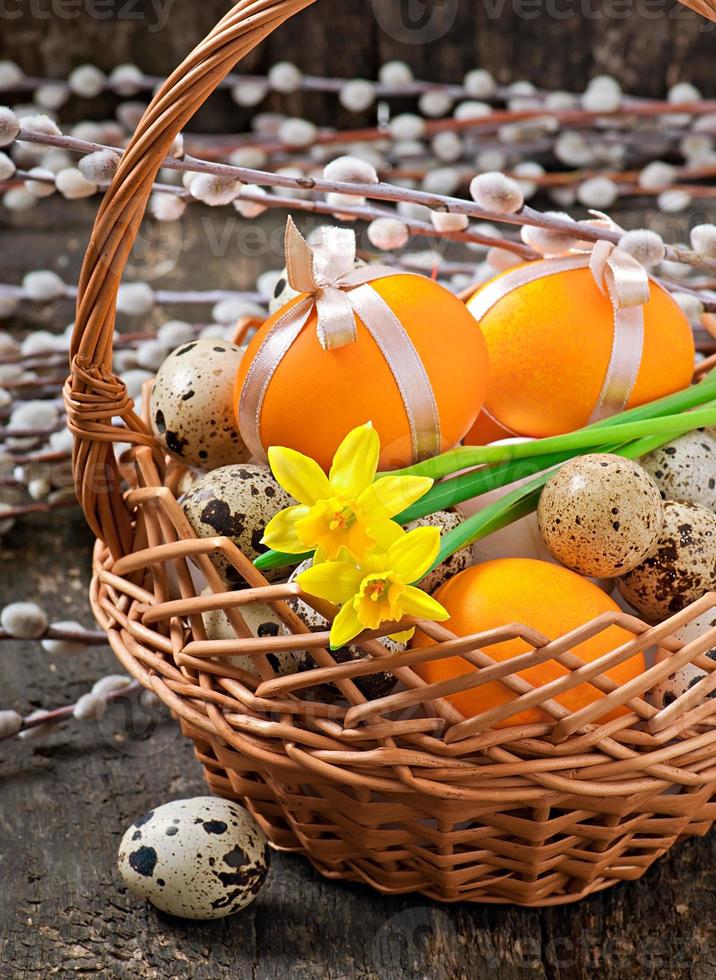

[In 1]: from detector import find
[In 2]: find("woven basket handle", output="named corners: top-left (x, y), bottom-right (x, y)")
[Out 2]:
top-left (67, 0), bottom-right (317, 558)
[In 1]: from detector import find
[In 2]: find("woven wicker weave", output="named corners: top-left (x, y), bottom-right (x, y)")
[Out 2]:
top-left (67, 0), bottom-right (716, 906)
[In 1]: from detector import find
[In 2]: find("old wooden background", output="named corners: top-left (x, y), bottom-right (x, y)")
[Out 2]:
top-left (1, 1), bottom-right (716, 977)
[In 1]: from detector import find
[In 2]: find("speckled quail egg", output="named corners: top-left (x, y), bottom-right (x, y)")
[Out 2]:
top-left (201, 587), bottom-right (307, 677)
top-left (281, 559), bottom-right (399, 700)
top-left (181, 463), bottom-right (294, 585)
top-left (650, 609), bottom-right (716, 709)
top-left (118, 797), bottom-right (269, 919)
top-left (406, 510), bottom-right (472, 594)
top-left (150, 338), bottom-right (250, 470)
top-left (640, 429), bottom-right (716, 512)
top-left (538, 454), bottom-right (664, 578)
top-left (618, 499), bottom-right (716, 621)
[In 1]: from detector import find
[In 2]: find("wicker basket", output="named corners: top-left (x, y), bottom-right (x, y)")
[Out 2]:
top-left (67, 0), bottom-right (716, 907)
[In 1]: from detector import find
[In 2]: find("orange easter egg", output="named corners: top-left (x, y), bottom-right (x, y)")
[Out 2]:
top-left (411, 558), bottom-right (643, 728)
top-left (466, 261), bottom-right (694, 438)
top-left (235, 273), bottom-right (490, 470)
top-left (462, 409), bottom-right (514, 445)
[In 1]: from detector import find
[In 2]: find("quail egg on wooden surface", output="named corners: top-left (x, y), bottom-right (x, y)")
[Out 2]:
top-left (617, 499), bottom-right (716, 622)
top-left (406, 510), bottom-right (471, 594)
top-left (181, 463), bottom-right (293, 585)
top-left (282, 559), bottom-right (399, 700)
top-left (537, 454), bottom-right (664, 578)
top-left (117, 797), bottom-right (269, 920)
top-left (640, 429), bottom-right (716, 512)
top-left (650, 609), bottom-right (716, 709)
top-left (150, 338), bottom-right (250, 470)
top-left (201, 587), bottom-right (306, 677)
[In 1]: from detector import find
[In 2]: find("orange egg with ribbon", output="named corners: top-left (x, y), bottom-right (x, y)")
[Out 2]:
top-left (466, 244), bottom-right (694, 438)
top-left (234, 218), bottom-right (490, 471)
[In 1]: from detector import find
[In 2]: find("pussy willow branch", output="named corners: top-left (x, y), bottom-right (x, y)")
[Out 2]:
top-left (11, 127), bottom-right (716, 272)
top-left (1, 680), bottom-right (141, 742)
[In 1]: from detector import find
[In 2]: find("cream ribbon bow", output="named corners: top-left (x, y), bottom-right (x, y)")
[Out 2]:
top-left (238, 218), bottom-right (442, 462)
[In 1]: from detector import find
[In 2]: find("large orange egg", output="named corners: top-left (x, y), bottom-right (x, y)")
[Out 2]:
top-left (235, 274), bottom-right (490, 470)
top-left (466, 262), bottom-right (694, 438)
top-left (411, 558), bottom-right (643, 727)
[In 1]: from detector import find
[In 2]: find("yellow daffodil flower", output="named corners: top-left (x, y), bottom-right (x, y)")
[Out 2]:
top-left (262, 422), bottom-right (433, 562)
top-left (296, 525), bottom-right (450, 649)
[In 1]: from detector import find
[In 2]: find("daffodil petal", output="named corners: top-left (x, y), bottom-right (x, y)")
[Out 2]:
top-left (400, 585), bottom-right (450, 622)
top-left (297, 561), bottom-right (364, 606)
top-left (389, 627), bottom-right (415, 644)
top-left (262, 505), bottom-right (310, 552)
top-left (328, 422), bottom-right (380, 498)
top-left (330, 602), bottom-right (364, 650)
top-left (357, 475), bottom-right (433, 521)
top-left (387, 525), bottom-right (441, 583)
top-left (267, 445), bottom-right (332, 505)
top-left (367, 519), bottom-right (405, 551)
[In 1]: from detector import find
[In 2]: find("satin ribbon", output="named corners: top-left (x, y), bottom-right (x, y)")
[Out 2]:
top-left (469, 218), bottom-right (651, 422)
top-left (238, 217), bottom-right (441, 462)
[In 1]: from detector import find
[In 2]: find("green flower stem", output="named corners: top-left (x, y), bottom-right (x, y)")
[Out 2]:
top-left (386, 400), bottom-right (716, 482)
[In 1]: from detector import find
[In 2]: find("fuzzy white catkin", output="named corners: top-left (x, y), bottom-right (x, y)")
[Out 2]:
top-left (419, 90), bottom-right (453, 118)
top-left (582, 77), bottom-right (622, 113)
top-left (690, 224), bottom-right (716, 258)
top-left (378, 60), bottom-right (413, 87)
top-left (228, 146), bottom-right (267, 169)
top-left (421, 166), bottom-right (461, 196)
top-left (672, 291), bottom-right (704, 323)
top-left (464, 68), bottom-right (496, 99)
top-left (116, 282), bottom-right (154, 316)
top-left (41, 148), bottom-right (73, 173)
top-left (430, 210), bottom-right (469, 232)
top-left (0, 710), bottom-right (22, 738)
top-left (35, 83), bottom-right (68, 111)
top-left (668, 81), bottom-right (701, 104)
top-left (28, 477), bottom-right (51, 501)
top-left (150, 192), bottom-right (186, 222)
top-left (453, 100), bottom-right (491, 121)
top-left (0, 150), bottom-right (15, 180)
top-left (658, 189), bottom-right (691, 213)
top-left (680, 133), bottom-right (713, 164)
top-left (576, 176), bottom-right (619, 209)
top-left (10, 399), bottom-right (59, 429)
top-left (189, 174), bottom-right (242, 206)
top-left (78, 150), bottom-right (121, 183)
top-left (0, 331), bottom-right (17, 354)
top-left (660, 258), bottom-right (691, 279)
top-left (22, 269), bottom-right (65, 301)
top-left (48, 427), bottom-right (74, 454)
top-left (520, 215), bottom-right (577, 255)
top-left (24, 167), bottom-right (55, 198)
top-left (268, 61), bottom-right (303, 93)
top-left (230, 79), bottom-right (268, 107)
top-left (0, 106), bottom-right (20, 147)
top-left (0, 292), bottom-right (18, 317)
top-left (233, 185), bottom-right (268, 218)
top-left (200, 323), bottom-right (234, 340)
top-left (325, 191), bottom-right (364, 218)
top-left (274, 165), bottom-right (310, 200)
top-left (638, 160), bottom-right (676, 190)
top-left (617, 229), bottom-right (666, 267)
top-left (554, 131), bottom-right (594, 168)
top-left (212, 297), bottom-right (263, 323)
top-left (41, 621), bottom-right (88, 656)
top-left (545, 90), bottom-right (579, 110)
top-left (73, 692), bottom-right (107, 722)
top-left (336, 79), bottom-right (374, 115)
top-left (55, 168), bottom-right (97, 199)
top-left (469, 172), bottom-right (524, 214)
top-left (389, 113), bottom-right (426, 141)
top-left (18, 114), bottom-right (62, 141)
top-left (512, 161), bottom-right (544, 199)
top-left (122, 369), bottom-right (152, 401)
top-left (157, 320), bottom-right (193, 347)
top-left (68, 64), bottom-right (106, 98)
top-left (92, 674), bottom-right (132, 696)
top-left (487, 247), bottom-right (522, 272)
top-left (367, 217), bottom-right (409, 250)
top-left (397, 200), bottom-right (431, 222)
top-left (1, 601), bottom-right (48, 638)
top-left (109, 63), bottom-right (144, 96)
top-left (323, 155), bottom-right (378, 184)
top-left (136, 340), bottom-right (168, 371)
top-left (18, 710), bottom-right (52, 741)
top-left (0, 60), bottom-right (23, 88)
top-left (116, 100), bottom-right (147, 130)
top-left (278, 117), bottom-right (317, 148)
top-left (432, 131), bottom-right (463, 163)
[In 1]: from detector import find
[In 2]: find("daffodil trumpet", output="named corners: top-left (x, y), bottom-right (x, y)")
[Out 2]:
top-left (260, 421), bottom-right (433, 564)
top-left (295, 526), bottom-right (450, 650)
